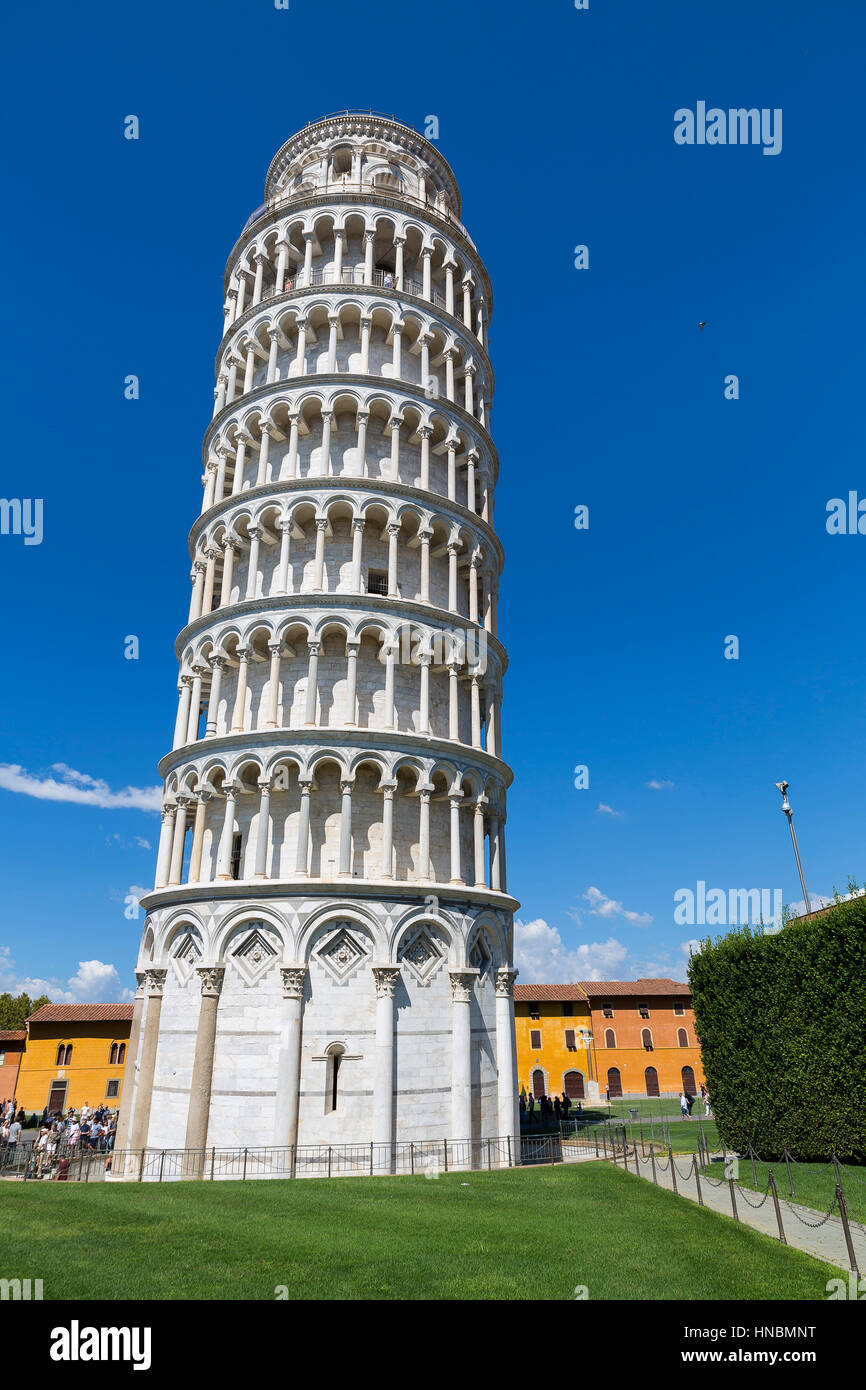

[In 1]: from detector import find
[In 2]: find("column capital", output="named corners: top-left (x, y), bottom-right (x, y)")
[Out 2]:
top-left (495, 967), bottom-right (518, 998)
top-left (196, 786), bottom-right (214, 804)
top-left (209, 653), bottom-right (227, 671)
top-left (134, 970), bottom-right (147, 1000)
top-left (339, 778), bottom-right (355, 795)
top-left (257, 778), bottom-right (273, 793)
top-left (179, 672), bottom-right (195, 689)
top-left (449, 969), bottom-right (476, 1003)
top-left (145, 968), bottom-right (167, 996)
top-left (280, 965), bottom-right (307, 1000)
top-left (246, 524), bottom-right (264, 542)
top-left (197, 965), bottom-right (225, 997)
top-left (372, 965), bottom-right (401, 999)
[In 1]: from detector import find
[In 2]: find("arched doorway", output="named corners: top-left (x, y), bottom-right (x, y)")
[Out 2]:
top-left (531, 1068), bottom-right (546, 1099)
top-left (564, 1070), bottom-right (585, 1100)
top-left (607, 1066), bottom-right (622, 1098)
top-left (645, 1066), bottom-right (659, 1097)
top-left (681, 1065), bottom-right (696, 1097)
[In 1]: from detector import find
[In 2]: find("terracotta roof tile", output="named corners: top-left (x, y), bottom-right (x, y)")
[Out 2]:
top-left (579, 978), bottom-right (691, 997)
top-left (514, 984), bottom-right (589, 1002)
top-left (26, 1004), bottom-right (134, 1024)
top-left (0, 1030), bottom-right (26, 1042)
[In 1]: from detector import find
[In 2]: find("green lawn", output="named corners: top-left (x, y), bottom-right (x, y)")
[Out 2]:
top-left (0, 1162), bottom-right (838, 1300)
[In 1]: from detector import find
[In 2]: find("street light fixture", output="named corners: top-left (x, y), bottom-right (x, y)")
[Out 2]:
top-left (775, 780), bottom-right (811, 915)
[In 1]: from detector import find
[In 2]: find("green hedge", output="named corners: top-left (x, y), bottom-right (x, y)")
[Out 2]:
top-left (688, 895), bottom-right (866, 1160)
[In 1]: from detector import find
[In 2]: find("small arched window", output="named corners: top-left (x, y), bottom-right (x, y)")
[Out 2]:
top-left (325, 1044), bottom-right (345, 1114)
top-left (604, 1028), bottom-right (616, 1048)
top-left (118, 1042), bottom-right (126, 1064)
top-left (56, 1043), bottom-right (72, 1066)
top-left (641, 1028), bottom-right (653, 1050)
top-left (677, 1028), bottom-right (689, 1048)
top-left (109, 1043), bottom-right (118, 1065)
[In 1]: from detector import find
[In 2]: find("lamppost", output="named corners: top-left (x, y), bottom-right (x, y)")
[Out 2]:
top-left (775, 780), bottom-right (811, 914)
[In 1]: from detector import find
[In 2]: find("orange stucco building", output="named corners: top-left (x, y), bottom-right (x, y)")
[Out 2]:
top-left (515, 978), bottom-right (705, 1102)
top-left (0, 1030), bottom-right (26, 1105)
top-left (15, 1004), bottom-right (133, 1115)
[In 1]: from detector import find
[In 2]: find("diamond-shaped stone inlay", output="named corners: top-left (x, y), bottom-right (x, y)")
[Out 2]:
top-left (170, 931), bottom-right (201, 985)
top-left (469, 935), bottom-right (492, 976)
top-left (398, 927), bottom-right (444, 985)
top-left (317, 924), bottom-right (368, 985)
top-left (231, 926), bottom-right (278, 984)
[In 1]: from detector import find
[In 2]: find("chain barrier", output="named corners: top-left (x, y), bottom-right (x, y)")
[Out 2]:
top-left (779, 1189), bottom-right (839, 1229)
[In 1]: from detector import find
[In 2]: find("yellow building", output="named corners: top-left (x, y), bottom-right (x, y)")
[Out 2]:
top-left (16, 1004), bottom-right (133, 1115)
top-left (514, 985), bottom-right (599, 1101)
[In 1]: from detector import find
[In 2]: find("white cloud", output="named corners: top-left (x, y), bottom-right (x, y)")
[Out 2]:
top-left (0, 763), bottom-right (161, 812)
top-left (514, 918), bottom-right (629, 983)
top-left (596, 802), bottom-right (623, 818)
top-left (108, 833), bottom-right (153, 851)
top-left (680, 938), bottom-right (702, 959)
top-left (646, 779), bottom-right (674, 791)
top-left (583, 885), bottom-right (653, 927)
top-left (0, 947), bottom-right (134, 1003)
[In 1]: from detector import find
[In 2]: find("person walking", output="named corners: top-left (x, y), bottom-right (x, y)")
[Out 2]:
top-left (679, 1091), bottom-right (689, 1118)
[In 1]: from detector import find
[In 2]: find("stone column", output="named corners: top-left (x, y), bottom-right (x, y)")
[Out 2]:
top-left (380, 780), bottom-right (396, 879)
top-left (489, 815), bottom-right (501, 891)
top-left (295, 320), bottom-right (307, 376)
top-left (327, 314), bottom-right (339, 372)
top-left (389, 416), bottom-right (402, 479)
top-left (302, 232), bottom-right (314, 286)
top-left (173, 676), bottom-right (194, 749)
top-left (448, 662), bottom-right (460, 740)
top-left (273, 966), bottom-right (307, 1150)
top-left (447, 441), bottom-right (457, 500)
top-left (294, 780), bottom-right (313, 875)
top-left (350, 518), bottom-right (364, 590)
top-left (245, 528), bottom-right (262, 600)
top-left (187, 665), bottom-right (205, 743)
top-left (215, 783), bottom-right (238, 879)
top-left (202, 548), bottom-right (218, 614)
top-left (188, 562), bottom-right (206, 623)
top-left (421, 246), bottom-right (432, 299)
top-left (447, 543), bottom-right (458, 610)
top-left (449, 970), bottom-right (474, 1144)
top-left (355, 410), bottom-right (368, 473)
top-left (287, 413), bottom-right (300, 474)
top-left (188, 788), bottom-right (212, 883)
top-left (154, 806), bottom-right (175, 888)
top-left (418, 787), bottom-right (432, 880)
top-left (266, 641), bottom-right (282, 729)
top-left (449, 792), bottom-right (464, 884)
top-left (495, 968), bottom-right (519, 1143)
top-left (364, 230), bottom-right (374, 284)
top-left (219, 540), bottom-right (237, 608)
top-left (344, 642), bottom-right (359, 725)
top-left (419, 652), bottom-right (431, 734)
top-left (470, 673), bottom-right (482, 747)
top-left (313, 516), bottom-right (328, 587)
top-left (419, 528), bottom-right (431, 602)
top-left (168, 796), bottom-right (191, 886)
top-left (372, 966), bottom-right (401, 1150)
top-left (113, 970), bottom-right (146, 1162)
top-left (386, 522), bottom-right (400, 596)
top-left (304, 642), bottom-right (320, 726)
top-left (360, 318), bottom-right (371, 374)
top-left (253, 779), bottom-right (271, 879)
top-left (383, 641), bottom-right (396, 730)
top-left (127, 968), bottom-right (166, 1152)
top-left (277, 519), bottom-right (292, 593)
top-left (231, 646), bottom-right (250, 733)
top-left (419, 426), bottom-right (431, 490)
top-left (338, 779), bottom-right (354, 877)
top-left (275, 239), bottom-right (289, 295)
top-left (184, 967), bottom-right (225, 1157)
top-left (205, 655), bottom-right (226, 735)
top-left (473, 798), bottom-right (486, 887)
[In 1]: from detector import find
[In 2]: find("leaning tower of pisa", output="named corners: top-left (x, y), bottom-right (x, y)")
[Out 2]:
top-left (119, 113), bottom-right (519, 1164)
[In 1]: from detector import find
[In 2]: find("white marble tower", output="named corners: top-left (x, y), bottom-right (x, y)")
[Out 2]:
top-left (119, 113), bottom-right (519, 1163)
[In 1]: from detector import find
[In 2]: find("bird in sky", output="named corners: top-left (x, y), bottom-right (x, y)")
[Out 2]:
top-left (699, 321), bottom-right (707, 331)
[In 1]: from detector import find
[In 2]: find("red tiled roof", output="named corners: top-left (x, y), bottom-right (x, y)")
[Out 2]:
top-left (514, 984), bottom-right (589, 1002)
top-left (26, 1004), bottom-right (134, 1024)
top-left (0, 1030), bottom-right (26, 1042)
top-left (579, 978), bottom-right (690, 997)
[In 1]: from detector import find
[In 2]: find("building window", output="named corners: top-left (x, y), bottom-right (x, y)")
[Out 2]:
top-left (641, 1028), bottom-right (653, 1050)
top-left (366, 569), bottom-right (388, 596)
top-left (230, 832), bottom-right (243, 880)
top-left (0, 1052), bottom-right (5, 1066)
top-left (607, 1066), bottom-right (622, 1098)
top-left (674, 1002), bottom-right (685, 1016)
top-left (531, 1068), bottom-right (546, 1099)
top-left (564, 1029), bottom-right (576, 1051)
top-left (604, 1028), bottom-right (616, 1048)
top-left (645, 1065), bottom-right (660, 1097)
top-left (638, 1004), bottom-right (650, 1018)
top-left (682, 1065), bottom-right (696, 1096)
top-left (562, 1002), bottom-right (574, 1017)
top-left (110, 1042), bottom-right (126, 1065)
top-left (325, 1044), bottom-right (345, 1114)
top-left (563, 1070), bottom-right (585, 1100)
top-left (105, 1079), bottom-right (120, 1099)
top-left (602, 1004), bottom-right (614, 1018)
top-left (55, 1043), bottom-right (72, 1066)
top-left (530, 1029), bottom-right (541, 1050)
top-left (529, 1007), bottom-right (540, 1019)
top-left (677, 1028), bottom-right (689, 1048)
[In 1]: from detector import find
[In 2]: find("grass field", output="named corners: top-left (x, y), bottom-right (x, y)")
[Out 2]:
top-left (0, 1161), bottom-right (839, 1300)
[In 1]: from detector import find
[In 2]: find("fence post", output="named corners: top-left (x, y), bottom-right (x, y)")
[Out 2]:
top-left (138, 1148), bottom-right (145, 1183)
top-left (669, 1146), bottom-right (678, 1194)
top-left (835, 1180), bottom-right (860, 1275)
top-left (602, 1128), bottom-right (608, 1159)
top-left (650, 1144), bottom-right (657, 1185)
top-left (487, 1137), bottom-right (492, 1171)
top-left (328, 1146), bottom-right (332, 1178)
top-left (410, 1142), bottom-right (415, 1176)
top-left (158, 1150), bottom-right (165, 1183)
top-left (370, 1142), bottom-right (374, 1177)
top-left (783, 1150), bottom-right (795, 1200)
top-left (622, 1125), bottom-right (628, 1171)
top-left (768, 1171), bottom-right (787, 1244)
top-left (729, 1175), bottom-right (739, 1221)
top-left (444, 1139), bottom-right (448, 1173)
top-left (242, 1148), bottom-right (248, 1181)
top-left (210, 1146), bottom-right (215, 1181)
top-left (507, 1134), bottom-right (512, 1168)
top-left (750, 1145), bottom-right (758, 1190)
top-left (693, 1153), bottom-right (703, 1206)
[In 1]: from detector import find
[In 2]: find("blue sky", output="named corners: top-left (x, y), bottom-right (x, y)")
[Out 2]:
top-left (1, 0), bottom-right (864, 1000)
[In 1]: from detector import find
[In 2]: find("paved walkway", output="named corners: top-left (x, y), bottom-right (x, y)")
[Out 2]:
top-left (612, 1145), bottom-right (865, 1273)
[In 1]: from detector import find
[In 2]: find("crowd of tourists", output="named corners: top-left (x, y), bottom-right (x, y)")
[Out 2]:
top-left (519, 1092), bottom-right (580, 1126)
top-left (0, 1098), bottom-right (119, 1176)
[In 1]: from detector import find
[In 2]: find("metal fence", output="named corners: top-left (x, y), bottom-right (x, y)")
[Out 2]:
top-left (3, 1134), bottom-right (526, 1183)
